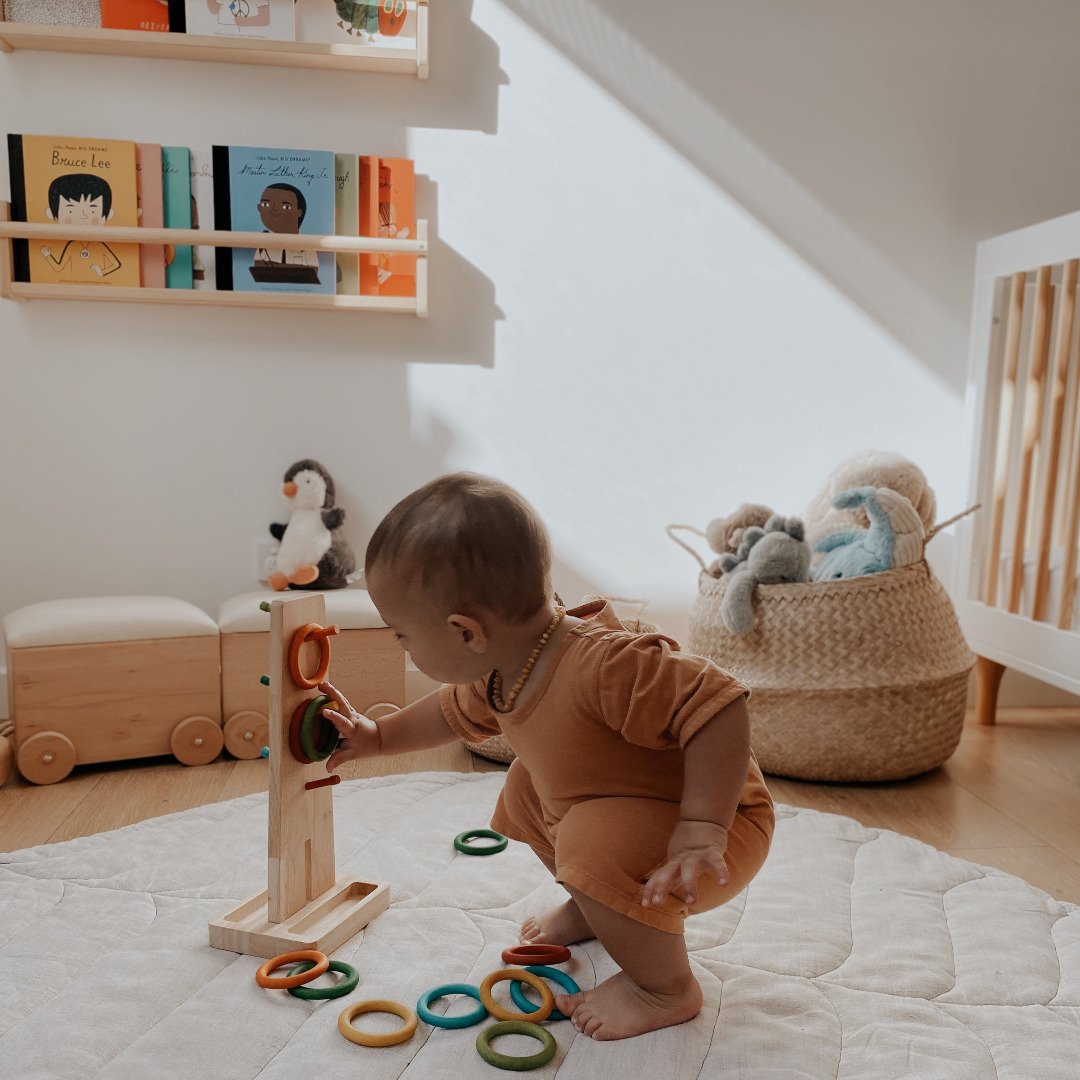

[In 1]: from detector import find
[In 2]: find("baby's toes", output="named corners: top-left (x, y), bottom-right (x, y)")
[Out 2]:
top-left (556, 991), bottom-right (584, 1016)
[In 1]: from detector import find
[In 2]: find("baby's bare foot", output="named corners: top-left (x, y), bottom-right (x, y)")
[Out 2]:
top-left (520, 899), bottom-right (595, 946)
top-left (556, 970), bottom-right (703, 1041)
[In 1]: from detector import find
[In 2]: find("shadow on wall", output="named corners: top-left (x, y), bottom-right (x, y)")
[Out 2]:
top-left (498, 0), bottom-right (1080, 393)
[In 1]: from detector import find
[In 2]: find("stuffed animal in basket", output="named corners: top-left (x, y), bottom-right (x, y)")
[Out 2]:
top-left (268, 459), bottom-right (357, 591)
top-left (812, 486), bottom-right (924, 581)
top-left (705, 503), bottom-right (774, 576)
top-left (803, 450), bottom-right (936, 555)
top-left (720, 515), bottom-right (812, 636)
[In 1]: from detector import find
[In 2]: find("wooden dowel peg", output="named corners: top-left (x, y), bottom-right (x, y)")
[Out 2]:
top-left (260, 602), bottom-right (272, 613)
top-left (305, 775), bottom-right (341, 791)
top-left (260, 675), bottom-right (271, 686)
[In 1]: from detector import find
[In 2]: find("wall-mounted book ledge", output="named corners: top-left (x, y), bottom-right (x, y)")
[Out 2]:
top-left (0, 1), bottom-right (428, 77)
top-left (0, 202), bottom-right (429, 315)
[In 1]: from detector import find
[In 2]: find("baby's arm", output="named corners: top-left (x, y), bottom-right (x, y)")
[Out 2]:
top-left (321, 682), bottom-right (459, 772)
top-left (642, 695), bottom-right (751, 908)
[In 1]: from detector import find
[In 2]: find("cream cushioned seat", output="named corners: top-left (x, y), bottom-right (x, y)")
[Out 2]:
top-left (218, 588), bottom-right (386, 634)
top-left (4, 596), bottom-right (217, 649)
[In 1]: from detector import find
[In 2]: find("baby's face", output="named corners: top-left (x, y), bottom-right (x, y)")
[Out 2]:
top-left (366, 565), bottom-right (490, 685)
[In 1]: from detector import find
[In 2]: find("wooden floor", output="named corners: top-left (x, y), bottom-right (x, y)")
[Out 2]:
top-left (2, 708), bottom-right (1079, 905)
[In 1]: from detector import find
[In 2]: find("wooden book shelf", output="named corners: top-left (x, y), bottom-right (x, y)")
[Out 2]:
top-left (0, 1), bottom-right (428, 76)
top-left (0, 201), bottom-right (429, 315)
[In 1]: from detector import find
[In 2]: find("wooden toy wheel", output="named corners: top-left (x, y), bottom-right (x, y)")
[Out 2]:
top-left (223, 711), bottom-right (269, 759)
top-left (171, 716), bottom-right (224, 766)
top-left (17, 731), bottom-right (76, 785)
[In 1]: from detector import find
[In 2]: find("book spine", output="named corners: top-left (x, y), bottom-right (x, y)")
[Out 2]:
top-left (6, 134), bottom-right (30, 284)
top-left (211, 144), bottom-right (233, 292)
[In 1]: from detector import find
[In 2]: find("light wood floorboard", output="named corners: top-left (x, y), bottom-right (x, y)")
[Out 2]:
top-left (1, 709), bottom-right (1078, 903)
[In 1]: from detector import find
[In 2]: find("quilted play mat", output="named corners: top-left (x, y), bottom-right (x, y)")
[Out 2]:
top-left (2, 771), bottom-right (1078, 1078)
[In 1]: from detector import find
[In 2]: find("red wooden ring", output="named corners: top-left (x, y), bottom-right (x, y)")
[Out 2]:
top-left (288, 622), bottom-right (339, 690)
top-left (256, 949), bottom-right (329, 989)
top-left (289, 700), bottom-right (314, 763)
top-left (500, 944), bottom-right (572, 966)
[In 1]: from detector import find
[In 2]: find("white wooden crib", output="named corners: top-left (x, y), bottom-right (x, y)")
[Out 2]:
top-left (958, 210), bottom-right (1080, 723)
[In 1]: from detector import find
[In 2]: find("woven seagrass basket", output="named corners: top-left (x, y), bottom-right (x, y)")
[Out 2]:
top-left (669, 526), bottom-right (974, 782)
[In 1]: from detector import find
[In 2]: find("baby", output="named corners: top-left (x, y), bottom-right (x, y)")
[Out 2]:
top-left (321, 473), bottom-right (774, 1041)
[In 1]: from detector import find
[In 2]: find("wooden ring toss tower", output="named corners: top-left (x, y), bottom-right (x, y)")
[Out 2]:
top-left (209, 593), bottom-right (389, 957)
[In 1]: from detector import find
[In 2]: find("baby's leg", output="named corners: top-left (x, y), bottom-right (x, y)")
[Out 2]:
top-left (490, 760), bottom-right (595, 947)
top-left (550, 794), bottom-right (773, 1040)
top-left (556, 885), bottom-right (701, 1041)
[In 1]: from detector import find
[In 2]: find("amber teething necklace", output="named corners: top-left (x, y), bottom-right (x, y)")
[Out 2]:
top-left (486, 607), bottom-right (566, 714)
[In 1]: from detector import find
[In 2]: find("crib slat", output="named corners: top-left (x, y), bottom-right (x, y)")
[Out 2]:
top-left (1007, 266), bottom-right (1053, 614)
top-left (984, 271), bottom-right (1026, 608)
top-left (1059, 362), bottom-right (1080, 630)
top-left (1033, 260), bottom-right (1078, 621)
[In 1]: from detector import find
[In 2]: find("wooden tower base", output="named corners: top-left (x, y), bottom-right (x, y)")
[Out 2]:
top-left (209, 878), bottom-right (389, 959)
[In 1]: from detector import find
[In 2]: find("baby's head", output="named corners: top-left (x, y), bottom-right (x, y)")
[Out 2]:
top-left (365, 472), bottom-right (553, 683)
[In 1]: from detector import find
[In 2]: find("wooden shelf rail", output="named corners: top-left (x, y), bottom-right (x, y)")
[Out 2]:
top-left (0, 202), bottom-right (429, 315)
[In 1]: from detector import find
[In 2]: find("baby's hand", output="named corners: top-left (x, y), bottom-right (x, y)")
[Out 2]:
top-left (319, 680), bottom-right (381, 772)
top-left (642, 819), bottom-right (730, 908)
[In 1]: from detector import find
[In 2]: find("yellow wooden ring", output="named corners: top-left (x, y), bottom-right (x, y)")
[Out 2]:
top-left (256, 949), bottom-right (329, 989)
top-left (337, 999), bottom-right (418, 1047)
top-left (480, 968), bottom-right (555, 1023)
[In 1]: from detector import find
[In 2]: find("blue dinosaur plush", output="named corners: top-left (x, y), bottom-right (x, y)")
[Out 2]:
top-left (812, 486), bottom-right (924, 581)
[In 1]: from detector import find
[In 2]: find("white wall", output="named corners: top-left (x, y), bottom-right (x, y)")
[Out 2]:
top-left (3, 1), bottom-right (1079, 710)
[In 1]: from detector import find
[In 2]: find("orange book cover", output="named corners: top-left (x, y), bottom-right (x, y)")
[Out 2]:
top-left (99, 0), bottom-right (170, 31)
top-left (7, 134), bottom-right (141, 288)
top-left (136, 143), bottom-right (166, 288)
top-left (375, 157), bottom-right (415, 297)
top-left (358, 155), bottom-right (380, 296)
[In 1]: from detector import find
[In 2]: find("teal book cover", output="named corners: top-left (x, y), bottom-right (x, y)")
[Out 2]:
top-left (162, 146), bottom-right (193, 289)
top-left (212, 145), bottom-right (334, 294)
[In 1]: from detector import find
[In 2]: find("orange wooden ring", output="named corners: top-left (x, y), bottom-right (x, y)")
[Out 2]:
top-left (501, 944), bottom-right (572, 967)
top-left (288, 622), bottom-right (339, 689)
top-left (480, 968), bottom-right (555, 1023)
top-left (256, 950), bottom-right (329, 989)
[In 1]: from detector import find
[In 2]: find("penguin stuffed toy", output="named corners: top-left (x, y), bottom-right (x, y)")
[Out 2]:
top-left (268, 459), bottom-right (357, 590)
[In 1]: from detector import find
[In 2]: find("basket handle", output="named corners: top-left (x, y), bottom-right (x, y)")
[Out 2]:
top-left (666, 524), bottom-right (710, 572)
top-left (925, 503), bottom-right (981, 543)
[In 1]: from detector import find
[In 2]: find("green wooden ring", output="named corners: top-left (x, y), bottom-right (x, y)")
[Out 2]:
top-left (454, 829), bottom-right (508, 856)
top-left (284, 959), bottom-right (359, 1000)
top-left (300, 694), bottom-right (339, 762)
top-left (476, 1021), bottom-right (556, 1071)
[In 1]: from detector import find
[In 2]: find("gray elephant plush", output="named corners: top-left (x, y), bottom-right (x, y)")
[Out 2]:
top-left (720, 515), bottom-right (812, 636)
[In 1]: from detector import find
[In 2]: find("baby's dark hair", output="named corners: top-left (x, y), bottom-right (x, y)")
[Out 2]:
top-left (48, 173), bottom-right (113, 218)
top-left (366, 473), bottom-right (552, 623)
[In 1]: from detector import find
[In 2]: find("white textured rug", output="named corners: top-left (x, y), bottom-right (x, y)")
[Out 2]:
top-left (1, 771), bottom-right (1078, 1079)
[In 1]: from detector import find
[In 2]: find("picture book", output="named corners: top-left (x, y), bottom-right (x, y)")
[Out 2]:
top-left (162, 146), bottom-right (194, 289)
top-left (335, 153), bottom-right (359, 295)
top-left (296, 0), bottom-right (414, 46)
top-left (359, 155), bottom-right (415, 297)
top-left (136, 143), bottom-right (166, 289)
top-left (181, 0), bottom-right (295, 40)
top-left (189, 148), bottom-right (216, 290)
top-left (99, 0), bottom-right (170, 31)
top-left (3, 0), bottom-right (100, 27)
top-left (212, 145), bottom-right (334, 294)
top-left (6, 133), bottom-right (141, 288)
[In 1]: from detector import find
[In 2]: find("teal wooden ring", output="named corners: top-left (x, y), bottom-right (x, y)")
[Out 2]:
top-left (454, 829), bottom-right (508, 856)
top-left (285, 959), bottom-right (359, 1000)
top-left (416, 983), bottom-right (488, 1029)
top-left (476, 1020), bottom-right (556, 1071)
top-left (300, 694), bottom-right (338, 762)
top-left (508, 965), bottom-right (580, 1022)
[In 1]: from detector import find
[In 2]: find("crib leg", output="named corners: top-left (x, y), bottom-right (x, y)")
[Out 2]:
top-left (973, 656), bottom-right (1006, 726)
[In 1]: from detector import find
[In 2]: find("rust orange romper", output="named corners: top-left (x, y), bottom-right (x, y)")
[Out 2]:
top-left (439, 599), bottom-right (775, 934)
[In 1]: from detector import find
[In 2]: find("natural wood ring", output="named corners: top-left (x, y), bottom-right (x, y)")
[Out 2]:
top-left (288, 622), bottom-right (339, 689)
top-left (480, 968), bottom-right (555, 1024)
top-left (256, 949), bottom-right (329, 989)
top-left (337, 999), bottom-right (418, 1047)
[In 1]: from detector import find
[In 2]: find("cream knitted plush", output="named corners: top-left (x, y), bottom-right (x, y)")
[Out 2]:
top-left (803, 450), bottom-right (936, 554)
